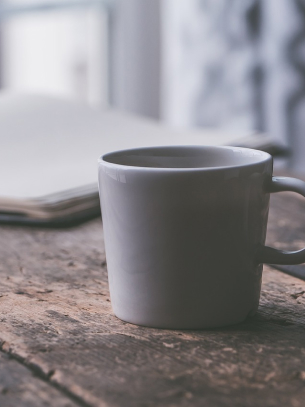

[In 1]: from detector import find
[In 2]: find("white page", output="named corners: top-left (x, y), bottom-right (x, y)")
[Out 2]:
top-left (0, 92), bottom-right (260, 201)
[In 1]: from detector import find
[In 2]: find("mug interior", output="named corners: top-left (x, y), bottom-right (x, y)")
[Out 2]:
top-left (102, 146), bottom-right (270, 169)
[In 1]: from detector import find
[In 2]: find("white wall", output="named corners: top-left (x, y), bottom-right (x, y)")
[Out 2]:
top-left (108, 0), bottom-right (161, 119)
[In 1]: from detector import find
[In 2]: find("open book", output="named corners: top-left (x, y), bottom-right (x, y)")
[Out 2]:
top-left (0, 93), bottom-right (285, 226)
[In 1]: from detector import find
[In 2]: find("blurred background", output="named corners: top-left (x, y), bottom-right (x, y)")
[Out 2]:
top-left (1, 0), bottom-right (305, 171)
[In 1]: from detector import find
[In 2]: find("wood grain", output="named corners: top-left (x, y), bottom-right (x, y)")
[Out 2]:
top-left (0, 189), bottom-right (305, 406)
top-left (0, 351), bottom-right (77, 406)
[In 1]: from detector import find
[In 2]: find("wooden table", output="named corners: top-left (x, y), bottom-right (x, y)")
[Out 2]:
top-left (1, 182), bottom-right (305, 407)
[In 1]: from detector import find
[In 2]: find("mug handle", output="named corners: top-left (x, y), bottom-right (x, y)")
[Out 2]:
top-left (257, 176), bottom-right (305, 265)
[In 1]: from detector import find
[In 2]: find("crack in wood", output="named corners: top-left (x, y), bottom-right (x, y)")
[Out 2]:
top-left (0, 345), bottom-right (92, 407)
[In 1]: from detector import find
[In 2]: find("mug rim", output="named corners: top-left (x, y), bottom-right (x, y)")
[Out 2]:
top-left (98, 145), bottom-right (272, 172)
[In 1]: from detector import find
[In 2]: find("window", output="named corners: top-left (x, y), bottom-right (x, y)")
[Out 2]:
top-left (0, 0), bottom-right (110, 105)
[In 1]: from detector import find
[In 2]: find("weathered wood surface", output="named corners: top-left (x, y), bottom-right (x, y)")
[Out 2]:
top-left (1, 184), bottom-right (305, 406)
top-left (0, 352), bottom-right (77, 407)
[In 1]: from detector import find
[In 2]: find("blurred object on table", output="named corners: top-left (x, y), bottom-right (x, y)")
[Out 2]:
top-left (0, 92), bottom-right (283, 227)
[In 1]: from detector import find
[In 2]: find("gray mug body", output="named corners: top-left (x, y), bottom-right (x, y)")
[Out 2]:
top-left (98, 146), bottom-right (273, 329)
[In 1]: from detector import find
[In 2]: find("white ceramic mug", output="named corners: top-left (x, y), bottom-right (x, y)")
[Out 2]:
top-left (98, 146), bottom-right (305, 329)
